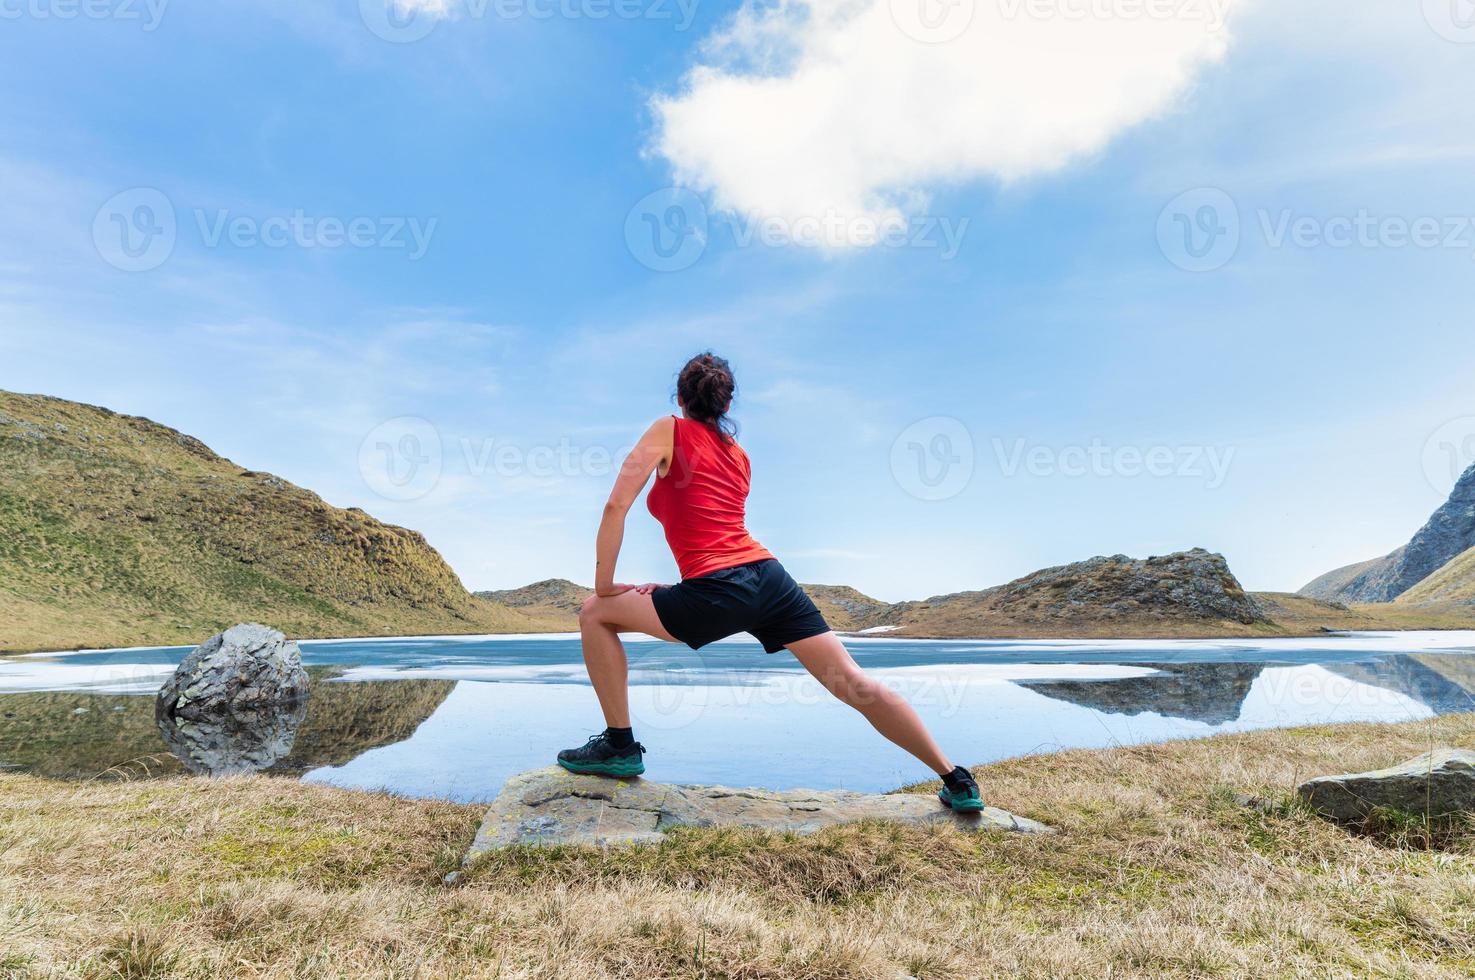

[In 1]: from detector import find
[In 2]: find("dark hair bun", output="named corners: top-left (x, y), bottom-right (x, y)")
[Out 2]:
top-left (676, 352), bottom-right (736, 438)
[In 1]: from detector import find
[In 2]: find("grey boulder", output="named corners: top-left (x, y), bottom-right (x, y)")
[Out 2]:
top-left (156, 623), bottom-right (310, 722)
top-left (1297, 748), bottom-right (1475, 821)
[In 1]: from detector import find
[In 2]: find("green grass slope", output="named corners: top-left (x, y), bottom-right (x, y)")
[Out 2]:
top-left (0, 391), bottom-right (545, 652)
top-left (1398, 544), bottom-right (1475, 605)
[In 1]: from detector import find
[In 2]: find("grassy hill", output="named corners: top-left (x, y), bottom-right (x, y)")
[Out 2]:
top-left (476, 579), bottom-right (589, 623)
top-left (1398, 545), bottom-right (1475, 605)
top-left (0, 391), bottom-right (552, 653)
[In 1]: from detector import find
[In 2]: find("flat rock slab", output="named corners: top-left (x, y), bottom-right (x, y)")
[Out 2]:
top-left (459, 766), bottom-right (1051, 868)
top-left (1297, 747), bottom-right (1475, 822)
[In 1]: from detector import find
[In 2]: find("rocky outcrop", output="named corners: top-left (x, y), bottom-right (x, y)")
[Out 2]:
top-left (156, 624), bottom-right (310, 721)
top-left (799, 584), bottom-right (894, 631)
top-left (1300, 462), bottom-right (1475, 603)
top-left (457, 767), bottom-right (1050, 867)
top-left (1297, 748), bottom-right (1475, 821)
top-left (885, 549), bottom-right (1268, 637)
top-left (477, 579), bottom-right (591, 615)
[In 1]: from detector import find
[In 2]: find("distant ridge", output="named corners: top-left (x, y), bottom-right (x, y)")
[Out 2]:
top-left (0, 391), bottom-right (548, 652)
top-left (1300, 462), bottom-right (1475, 604)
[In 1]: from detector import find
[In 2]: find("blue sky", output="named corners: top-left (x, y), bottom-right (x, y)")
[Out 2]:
top-left (3, 0), bottom-right (1474, 600)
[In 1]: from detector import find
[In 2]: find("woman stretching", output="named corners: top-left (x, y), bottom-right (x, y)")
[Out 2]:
top-left (557, 352), bottom-right (983, 813)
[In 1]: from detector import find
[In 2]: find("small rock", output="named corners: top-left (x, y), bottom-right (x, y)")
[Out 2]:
top-left (1297, 748), bottom-right (1475, 822)
top-left (458, 767), bottom-right (1052, 869)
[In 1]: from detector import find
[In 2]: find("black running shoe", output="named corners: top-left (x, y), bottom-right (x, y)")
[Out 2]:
top-left (556, 732), bottom-right (646, 777)
top-left (937, 767), bottom-right (984, 813)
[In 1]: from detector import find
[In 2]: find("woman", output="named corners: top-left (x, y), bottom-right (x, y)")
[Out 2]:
top-left (557, 352), bottom-right (984, 813)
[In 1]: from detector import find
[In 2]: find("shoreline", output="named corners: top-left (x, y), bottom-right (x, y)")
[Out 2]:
top-left (10, 623), bottom-right (1475, 659)
top-left (8, 619), bottom-right (1475, 658)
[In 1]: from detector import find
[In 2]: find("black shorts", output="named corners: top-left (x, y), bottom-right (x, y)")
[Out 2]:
top-left (651, 559), bottom-right (831, 654)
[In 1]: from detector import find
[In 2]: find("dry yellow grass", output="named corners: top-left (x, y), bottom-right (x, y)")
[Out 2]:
top-left (3, 718), bottom-right (1475, 978)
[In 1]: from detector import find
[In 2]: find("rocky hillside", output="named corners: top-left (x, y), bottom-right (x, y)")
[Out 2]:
top-left (0, 391), bottom-right (546, 652)
top-left (798, 584), bottom-right (893, 631)
top-left (884, 549), bottom-right (1272, 638)
top-left (1301, 463), bottom-right (1475, 603)
top-left (477, 579), bottom-right (591, 622)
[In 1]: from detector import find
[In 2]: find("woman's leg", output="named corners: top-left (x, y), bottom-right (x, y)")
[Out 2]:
top-left (578, 590), bottom-right (678, 729)
top-left (786, 631), bottom-right (953, 775)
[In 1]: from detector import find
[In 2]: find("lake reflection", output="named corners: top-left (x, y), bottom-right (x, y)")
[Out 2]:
top-left (2, 632), bottom-right (1473, 802)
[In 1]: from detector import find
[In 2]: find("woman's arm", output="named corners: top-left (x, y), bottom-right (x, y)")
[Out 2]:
top-left (594, 417), bottom-right (675, 597)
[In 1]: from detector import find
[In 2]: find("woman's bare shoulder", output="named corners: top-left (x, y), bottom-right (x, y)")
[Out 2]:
top-left (635, 415), bottom-right (676, 447)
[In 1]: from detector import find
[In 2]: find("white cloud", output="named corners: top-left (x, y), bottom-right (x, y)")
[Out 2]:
top-left (652, 0), bottom-right (1248, 245)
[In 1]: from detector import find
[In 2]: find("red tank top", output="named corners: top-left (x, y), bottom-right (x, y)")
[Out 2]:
top-left (647, 416), bottom-right (774, 580)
